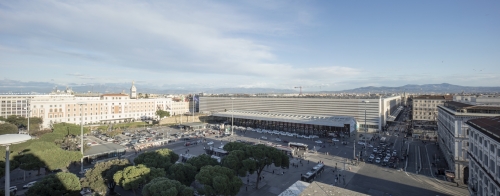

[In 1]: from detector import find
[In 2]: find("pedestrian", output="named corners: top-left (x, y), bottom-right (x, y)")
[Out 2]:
top-left (273, 170), bottom-right (274, 174)
top-left (246, 186), bottom-right (248, 191)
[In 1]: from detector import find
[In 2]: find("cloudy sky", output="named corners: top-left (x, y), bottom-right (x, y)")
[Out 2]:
top-left (1, 1), bottom-right (499, 91)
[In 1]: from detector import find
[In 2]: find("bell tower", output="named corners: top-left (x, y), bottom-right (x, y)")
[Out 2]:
top-left (130, 81), bottom-right (137, 99)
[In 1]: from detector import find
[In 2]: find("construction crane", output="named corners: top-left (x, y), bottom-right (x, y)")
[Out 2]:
top-left (294, 86), bottom-right (303, 95)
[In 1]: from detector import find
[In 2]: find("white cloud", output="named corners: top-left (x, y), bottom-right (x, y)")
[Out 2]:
top-left (0, 0), bottom-right (362, 90)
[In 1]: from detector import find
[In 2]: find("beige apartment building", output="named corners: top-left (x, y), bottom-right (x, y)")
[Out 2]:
top-left (412, 95), bottom-right (453, 122)
top-left (0, 82), bottom-right (189, 129)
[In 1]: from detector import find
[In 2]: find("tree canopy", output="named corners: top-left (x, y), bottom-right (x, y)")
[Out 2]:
top-left (4, 115), bottom-right (43, 131)
top-left (195, 165), bottom-right (242, 196)
top-left (223, 143), bottom-right (289, 189)
top-left (167, 163), bottom-right (197, 186)
top-left (134, 148), bottom-right (179, 171)
top-left (142, 177), bottom-right (194, 196)
top-left (186, 154), bottom-right (219, 171)
top-left (113, 164), bottom-right (165, 193)
top-left (26, 172), bottom-right (81, 196)
top-left (0, 122), bottom-right (18, 135)
top-left (156, 109), bottom-right (170, 119)
top-left (81, 159), bottom-right (131, 195)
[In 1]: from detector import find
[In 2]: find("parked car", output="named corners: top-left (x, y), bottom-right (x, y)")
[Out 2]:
top-left (275, 138), bottom-right (281, 142)
top-left (315, 140), bottom-right (323, 144)
top-left (332, 138), bottom-right (340, 142)
top-left (23, 181), bottom-right (37, 189)
top-left (9, 186), bottom-right (17, 192)
top-left (375, 157), bottom-right (381, 163)
top-left (207, 141), bottom-right (214, 145)
top-left (261, 136), bottom-right (267, 140)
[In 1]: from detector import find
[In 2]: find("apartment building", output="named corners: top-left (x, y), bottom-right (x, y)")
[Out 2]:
top-left (0, 82), bottom-right (189, 129)
top-left (466, 117), bottom-right (500, 196)
top-left (437, 101), bottom-right (500, 184)
top-left (412, 95), bottom-right (452, 122)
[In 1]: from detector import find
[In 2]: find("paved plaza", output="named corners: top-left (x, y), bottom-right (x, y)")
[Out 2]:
top-left (3, 124), bottom-right (468, 196)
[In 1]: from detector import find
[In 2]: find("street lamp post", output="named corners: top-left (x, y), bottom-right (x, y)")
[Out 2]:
top-left (77, 102), bottom-right (87, 175)
top-left (230, 98), bottom-right (235, 137)
top-left (1, 134), bottom-right (31, 196)
top-left (362, 100), bottom-right (369, 157)
top-left (23, 99), bottom-right (31, 135)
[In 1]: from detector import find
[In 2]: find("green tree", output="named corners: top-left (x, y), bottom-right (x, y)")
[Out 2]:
top-left (0, 122), bottom-right (18, 135)
top-left (186, 154), bottom-right (219, 171)
top-left (167, 163), bottom-right (197, 186)
top-left (26, 172), bottom-right (81, 196)
top-left (113, 164), bottom-right (165, 194)
top-left (81, 159), bottom-right (131, 195)
top-left (4, 115), bottom-right (43, 131)
top-left (195, 165), bottom-right (242, 196)
top-left (18, 153), bottom-right (45, 175)
top-left (142, 177), bottom-right (194, 196)
top-left (223, 143), bottom-right (289, 189)
top-left (134, 148), bottom-right (178, 171)
top-left (155, 109), bottom-right (170, 119)
top-left (16, 141), bottom-right (82, 175)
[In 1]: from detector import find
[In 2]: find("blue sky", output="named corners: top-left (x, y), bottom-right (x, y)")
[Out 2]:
top-left (1, 0), bottom-right (499, 91)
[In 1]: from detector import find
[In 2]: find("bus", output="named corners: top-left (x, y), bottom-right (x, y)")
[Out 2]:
top-left (288, 142), bottom-right (308, 150)
top-left (300, 163), bottom-right (325, 182)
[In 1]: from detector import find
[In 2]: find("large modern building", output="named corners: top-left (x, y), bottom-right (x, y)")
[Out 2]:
top-left (454, 95), bottom-right (500, 106)
top-left (199, 95), bottom-right (402, 134)
top-left (412, 95), bottom-right (453, 123)
top-left (466, 116), bottom-right (500, 196)
top-left (0, 82), bottom-right (190, 129)
top-left (437, 101), bottom-right (500, 184)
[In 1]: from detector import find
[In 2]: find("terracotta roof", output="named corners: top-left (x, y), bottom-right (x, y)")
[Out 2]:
top-left (467, 116), bottom-right (500, 143)
top-left (101, 94), bottom-right (128, 96)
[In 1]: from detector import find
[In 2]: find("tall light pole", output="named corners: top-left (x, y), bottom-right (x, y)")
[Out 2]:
top-left (362, 100), bottom-right (369, 158)
top-left (77, 102), bottom-right (87, 175)
top-left (24, 99), bottom-right (31, 135)
top-left (230, 98), bottom-right (235, 136)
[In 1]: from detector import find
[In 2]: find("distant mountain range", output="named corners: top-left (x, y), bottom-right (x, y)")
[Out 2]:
top-left (0, 79), bottom-right (499, 95)
top-left (326, 83), bottom-right (500, 94)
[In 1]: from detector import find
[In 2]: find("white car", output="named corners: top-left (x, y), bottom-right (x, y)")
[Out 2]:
top-left (315, 140), bottom-right (323, 144)
top-left (357, 141), bottom-right (366, 145)
top-left (369, 154), bottom-right (375, 159)
top-left (275, 138), bottom-right (281, 142)
top-left (207, 141), bottom-right (214, 145)
top-left (23, 181), bottom-right (37, 189)
top-left (218, 145), bottom-right (224, 149)
top-left (310, 135), bottom-right (319, 139)
top-left (375, 157), bottom-right (381, 163)
top-left (261, 136), bottom-right (267, 140)
top-left (332, 138), bottom-right (340, 142)
top-left (367, 144), bottom-right (374, 148)
top-left (286, 133), bottom-right (293, 137)
top-left (373, 148), bottom-right (378, 152)
top-left (303, 135), bottom-right (311, 139)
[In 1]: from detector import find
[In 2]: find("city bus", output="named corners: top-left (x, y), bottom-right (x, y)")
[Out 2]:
top-left (288, 142), bottom-right (308, 150)
top-left (300, 163), bottom-right (325, 182)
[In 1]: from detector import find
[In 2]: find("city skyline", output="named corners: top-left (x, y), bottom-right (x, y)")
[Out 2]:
top-left (1, 1), bottom-right (499, 91)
